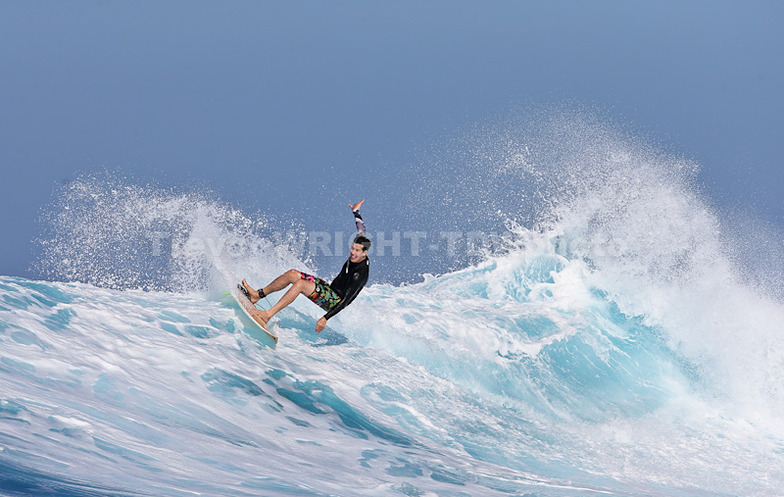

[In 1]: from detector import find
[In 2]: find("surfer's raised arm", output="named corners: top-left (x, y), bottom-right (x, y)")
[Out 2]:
top-left (240, 200), bottom-right (371, 335)
top-left (350, 199), bottom-right (366, 236)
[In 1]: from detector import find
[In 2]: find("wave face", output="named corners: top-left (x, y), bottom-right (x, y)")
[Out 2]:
top-left (5, 109), bottom-right (784, 496)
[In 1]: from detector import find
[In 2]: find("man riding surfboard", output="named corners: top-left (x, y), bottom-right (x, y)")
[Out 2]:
top-left (240, 200), bottom-right (370, 333)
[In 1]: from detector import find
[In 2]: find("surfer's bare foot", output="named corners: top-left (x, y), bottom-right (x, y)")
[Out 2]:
top-left (251, 308), bottom-right (271, 323)
top-left (241, 279), bottom-right (261, 304)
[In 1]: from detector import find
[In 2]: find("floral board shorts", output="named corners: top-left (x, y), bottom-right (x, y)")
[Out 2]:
top-left (300, 272), bottom-right (341, 311)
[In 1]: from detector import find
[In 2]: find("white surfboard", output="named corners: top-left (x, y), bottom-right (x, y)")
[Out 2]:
top-left (230, 284), bottom-right (278, 343)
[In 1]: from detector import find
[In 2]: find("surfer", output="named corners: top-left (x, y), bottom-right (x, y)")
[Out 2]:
top-left (240, 200), bottom-right (371, 333)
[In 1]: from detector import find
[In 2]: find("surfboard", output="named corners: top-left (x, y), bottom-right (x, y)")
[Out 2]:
top-left (230, 284), bottom-right (278, 343)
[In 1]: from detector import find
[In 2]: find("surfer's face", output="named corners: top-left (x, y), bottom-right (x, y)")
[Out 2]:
top-left (349, 243), bottom-right (367, 263)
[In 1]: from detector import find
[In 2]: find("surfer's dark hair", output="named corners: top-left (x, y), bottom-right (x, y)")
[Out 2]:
top-left (354, 235), bottom-right (371, 251)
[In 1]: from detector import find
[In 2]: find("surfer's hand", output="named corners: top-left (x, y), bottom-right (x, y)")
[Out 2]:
top-left (315, 317), bottom-right (327, 333)
top-left (349, 200), bottom-right (365, 212)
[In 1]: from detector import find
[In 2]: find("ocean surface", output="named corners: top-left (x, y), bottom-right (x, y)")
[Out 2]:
top-left (2, 112), bottom-right (783, 496)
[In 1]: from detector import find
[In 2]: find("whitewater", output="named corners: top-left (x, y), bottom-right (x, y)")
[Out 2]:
top-left (2, 112), bottom-right (783, 496)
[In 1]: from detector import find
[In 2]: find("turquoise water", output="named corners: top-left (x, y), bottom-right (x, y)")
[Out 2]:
top-left (2, 231), bottom-right (783, 496)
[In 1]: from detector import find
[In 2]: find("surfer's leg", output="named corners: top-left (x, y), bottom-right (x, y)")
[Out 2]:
top-left (257, 277), bottom-right (316, 321)
top-left (246, 270), bottom-right (301, 304)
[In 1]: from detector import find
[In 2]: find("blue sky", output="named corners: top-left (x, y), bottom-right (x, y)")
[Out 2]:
top-left (1, 1), bottom-right (782, 279)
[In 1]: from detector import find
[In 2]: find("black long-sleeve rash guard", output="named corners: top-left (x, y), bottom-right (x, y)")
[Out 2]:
top-left (323, 210), bottom-right (369, 321)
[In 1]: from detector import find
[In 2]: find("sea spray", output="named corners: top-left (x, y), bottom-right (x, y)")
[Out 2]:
top-left (523, 114), bottom-right (784, 423)
top-left (402, 105), bottom-right (784, 423)
top-left (34, 172), bottom-right (311, 294)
